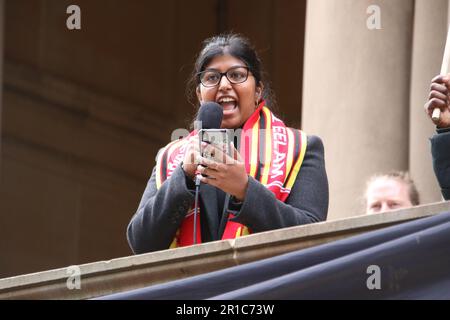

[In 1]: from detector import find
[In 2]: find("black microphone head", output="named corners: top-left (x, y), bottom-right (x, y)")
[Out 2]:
top-left (197, 102), bottom-right (223, 129)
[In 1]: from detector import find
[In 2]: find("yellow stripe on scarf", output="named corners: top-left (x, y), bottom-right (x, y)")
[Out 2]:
top-left (285, 128), bottom-right (295, 183)
top-left (285, 131), bottom-right (307, 190)
top-left (169, 230), bottom-right (180, 248)
top-left (234, 226), bottom-right (250, 238)
top-left (260, 107), bottom-right (272, 185)
top-left (155, 139), bottom-right (185, 189)
top-left (249, 120), bottom-right (259, 177)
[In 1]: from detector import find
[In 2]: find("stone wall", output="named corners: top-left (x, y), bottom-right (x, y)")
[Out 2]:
top-left (0, 0), bottom-right (306, 278)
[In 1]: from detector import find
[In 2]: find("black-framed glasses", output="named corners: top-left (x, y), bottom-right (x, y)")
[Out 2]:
top-left (198, 66), bottom-right (250, 87)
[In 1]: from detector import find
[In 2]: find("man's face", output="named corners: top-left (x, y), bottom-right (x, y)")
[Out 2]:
top-left (366, 178), bottom-right (413, 214)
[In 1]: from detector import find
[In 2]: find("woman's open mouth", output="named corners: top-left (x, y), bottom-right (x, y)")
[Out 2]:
top-left (218, 97), bottom-right (238, 115)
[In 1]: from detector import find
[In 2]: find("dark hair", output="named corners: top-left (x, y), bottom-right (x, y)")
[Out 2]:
top-left (186, 33), bottom-right (276, 109)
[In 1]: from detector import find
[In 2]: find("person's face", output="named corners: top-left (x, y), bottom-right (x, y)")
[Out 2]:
top-left (196, 54), bottom-right (262, 129)
top-left (365, 178), bottom-right (413, 214)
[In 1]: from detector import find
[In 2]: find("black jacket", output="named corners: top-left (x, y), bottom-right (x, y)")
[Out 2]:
top-left (431, 128), bottom-right (450, 200)
top-left (127, 135), bottom-right (329, 254)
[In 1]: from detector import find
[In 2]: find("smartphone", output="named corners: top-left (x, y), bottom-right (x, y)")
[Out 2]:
top-left (199, 129), bottom-right (230, 163)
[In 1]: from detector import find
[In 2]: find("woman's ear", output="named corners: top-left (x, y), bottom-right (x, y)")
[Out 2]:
top-left (196, 86), bottom-right (202, 103)
top-left (256, 83), bottom-right (264, 103)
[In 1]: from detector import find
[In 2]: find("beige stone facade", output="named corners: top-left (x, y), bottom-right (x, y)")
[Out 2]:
top-left (303, 0), bottom-right (445, 219)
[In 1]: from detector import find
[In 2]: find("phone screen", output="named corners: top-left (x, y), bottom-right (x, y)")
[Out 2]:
top-left (199, 129), bottom-right (229, 163)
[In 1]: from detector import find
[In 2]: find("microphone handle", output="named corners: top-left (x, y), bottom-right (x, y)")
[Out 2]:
top-left (193, 175), bottom-right (201, 245)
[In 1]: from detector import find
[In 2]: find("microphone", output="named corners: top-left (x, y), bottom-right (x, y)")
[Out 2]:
top-left (196, 102), bottom-right (223, 129)
top-left (196, 102), bottom-right (226, 160)
top-left (192, 102), bottom-right (224, 245)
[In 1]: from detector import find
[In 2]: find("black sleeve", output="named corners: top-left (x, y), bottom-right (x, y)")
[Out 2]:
top-left (126, 165), bottom-right (195, 254)
top-left (431, 130), bottom-right (450, 200)
top-left (230, 135), bottom-right (329, 232)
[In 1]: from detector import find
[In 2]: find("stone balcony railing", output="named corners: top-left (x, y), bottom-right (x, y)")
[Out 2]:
top-left (0, 201), bottom-right (449, 300)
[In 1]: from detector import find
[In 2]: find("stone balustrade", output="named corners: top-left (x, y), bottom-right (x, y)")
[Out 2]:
top-left (0, 201), bottom-right (448, 299)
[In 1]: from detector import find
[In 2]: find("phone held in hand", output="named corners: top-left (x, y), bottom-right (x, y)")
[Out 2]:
top-left (198, 129), bottom-right (230, 163)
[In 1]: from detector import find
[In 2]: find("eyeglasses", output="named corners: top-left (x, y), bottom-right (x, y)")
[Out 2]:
top-left (198, 66), bottom-right (250, 87)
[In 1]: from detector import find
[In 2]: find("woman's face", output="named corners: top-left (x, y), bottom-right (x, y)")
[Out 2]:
top-left (197, 54), bottom-right (262, 129)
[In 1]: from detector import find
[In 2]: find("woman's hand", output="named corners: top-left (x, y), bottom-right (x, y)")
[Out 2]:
top-left (182, 135), bottom-right (200, 179)
top-left (196, 143), bottom-right (249, 201)
top-left (425, 75), bottom-right (450, 128)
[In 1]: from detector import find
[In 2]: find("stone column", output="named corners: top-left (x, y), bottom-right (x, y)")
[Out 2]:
top-left (302, 0), bottom-right (414, 219)
top-left (409, 0), bottom-right (447, 205)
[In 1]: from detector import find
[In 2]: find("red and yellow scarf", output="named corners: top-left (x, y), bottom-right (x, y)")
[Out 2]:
top-left (155, 102), bottom-right (307, 248)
